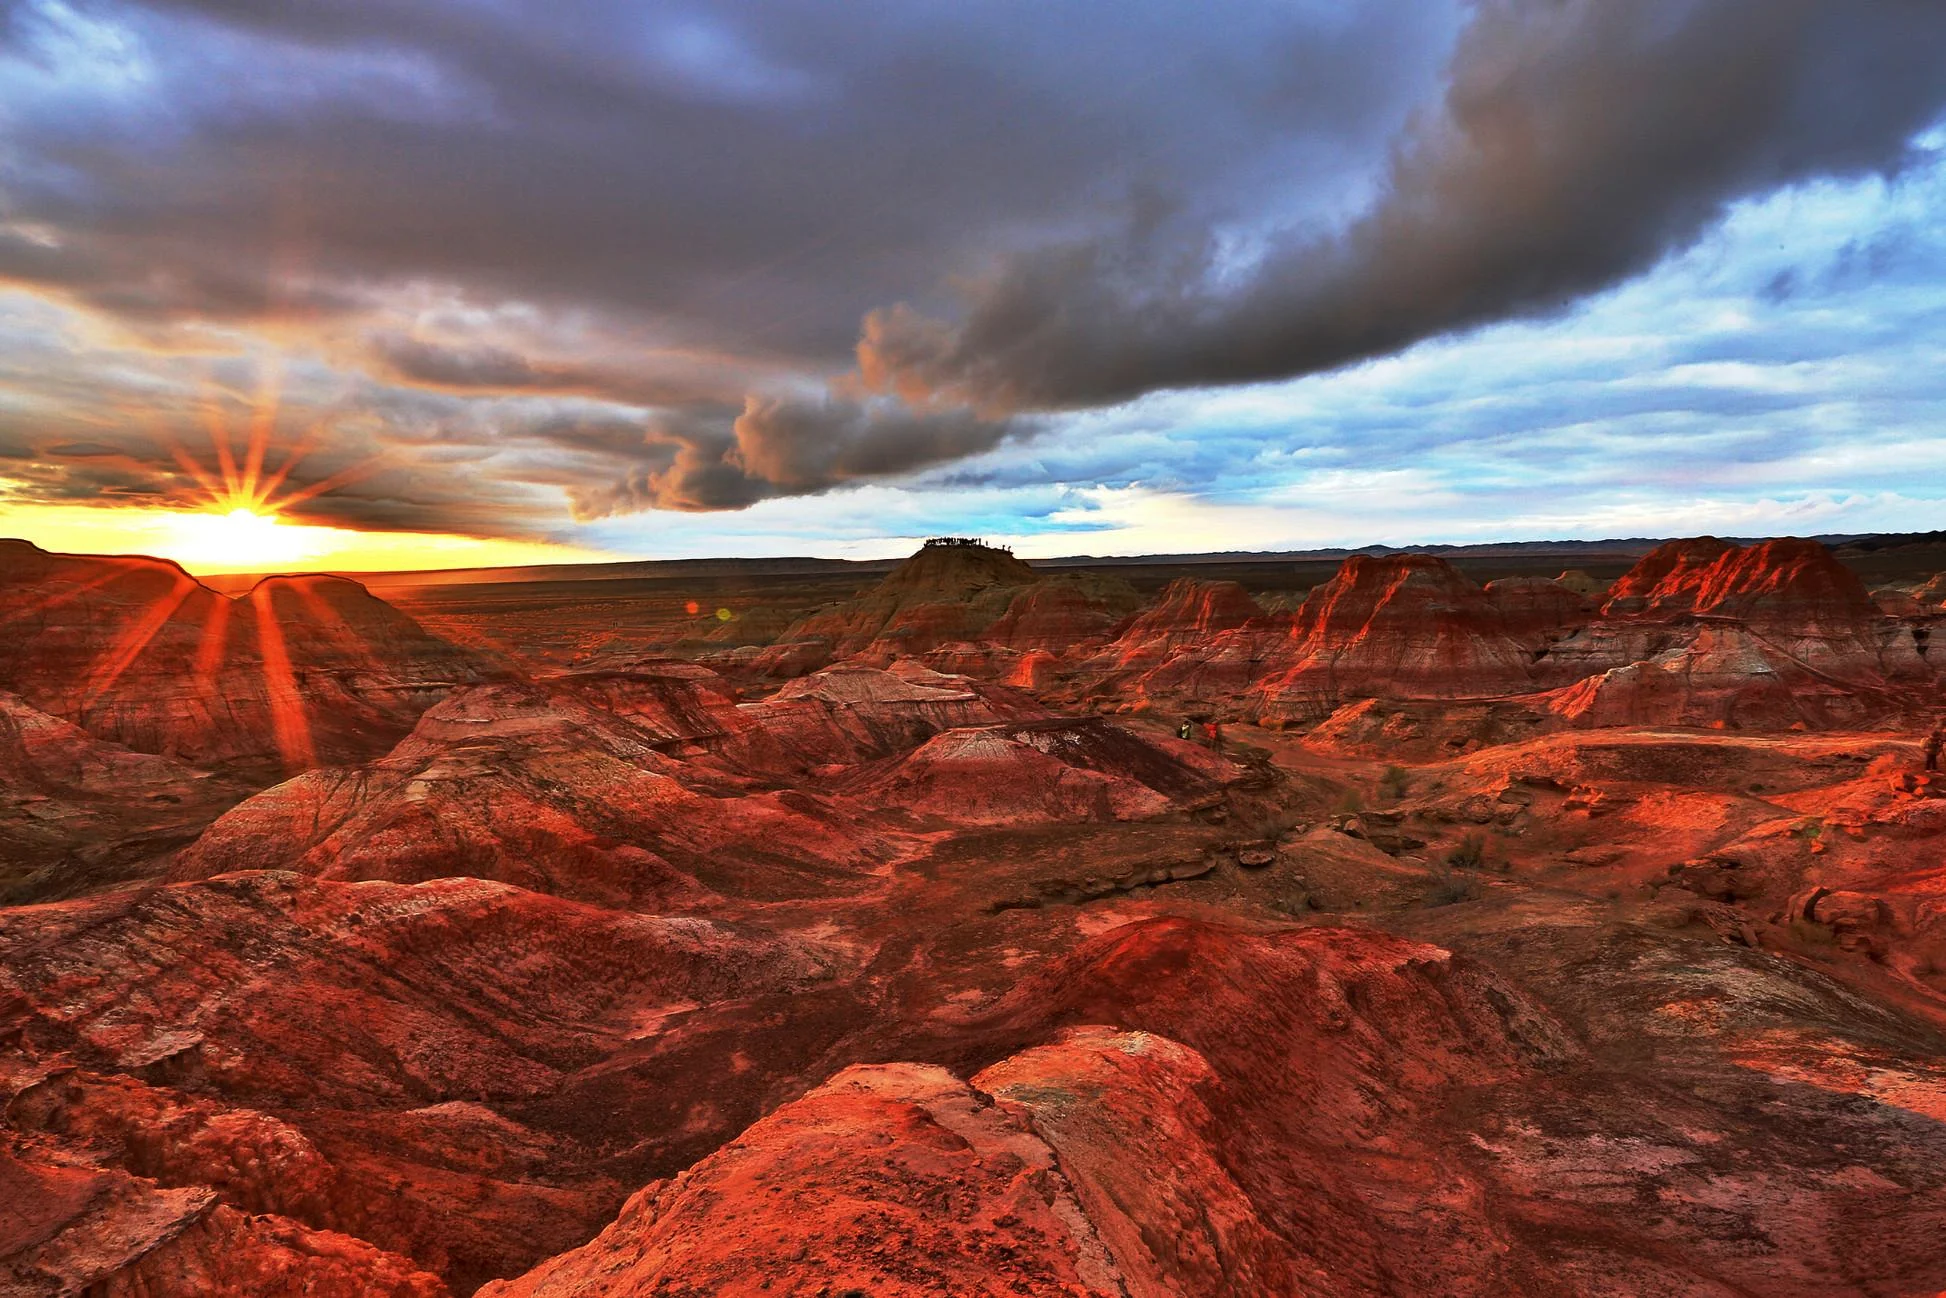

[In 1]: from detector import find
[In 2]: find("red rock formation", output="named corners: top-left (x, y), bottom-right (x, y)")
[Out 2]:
top-left (1482, 575), bottom-right (1592, 652)
top-left (476, 1059), bottom-right (1132, 1298)
top-left (1254, 554), bottom-right (1534, 721)
top-left (485, 918), bottom-right (1578, 1297)
top-left (760, 541), bottom-right (1041, 670)
top-left (736, 662), bottom-right (1044, 769)
top-left (174, 681), bottom-right (895, 905)
top-left (1598, 536), bottom-right (1738, 614)
top-left (0, 691), bottom-right (241, 901)
top-left (1540, 538), bottom-right (1932, 727)
top-left (984, 575), bottom-right (1142, 652)
top-left (1, 1146), bottom-right (448, 1298)
top-left (1107, 578), bottom-right (1262, 664)
top-left (847, 717), bottom-right (1232, 824)
top-left (0, 871), bottom-right (833, 1290)
top-left (1548, 624), bottom-right (1893, 730)
top-left (0, 543), bottom-right (482, 773)
top-left (1872, 586), bottom-right (1926, 617)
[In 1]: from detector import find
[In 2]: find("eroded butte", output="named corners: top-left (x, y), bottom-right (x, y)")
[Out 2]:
top-left (6, 534), bottom-right (1946, 1297)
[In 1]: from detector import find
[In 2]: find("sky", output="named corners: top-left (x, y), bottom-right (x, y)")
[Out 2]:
top-left (1, 0), bottom-right (1944, 572)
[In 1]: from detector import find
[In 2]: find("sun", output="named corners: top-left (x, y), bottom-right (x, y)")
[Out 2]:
top-left (156, 504), bottom-right (341, 573)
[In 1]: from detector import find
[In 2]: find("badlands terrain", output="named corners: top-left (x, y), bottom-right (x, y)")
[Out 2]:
top-left (5, 532), bottom-right (1946, 1296)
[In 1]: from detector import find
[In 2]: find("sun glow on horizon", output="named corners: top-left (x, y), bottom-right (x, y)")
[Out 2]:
top-left (0, 498), bottom-right (615, 575)
top-left (1, 361), bottom-right (618, 576)
top-left (157, 505), bottom-right (342, 572)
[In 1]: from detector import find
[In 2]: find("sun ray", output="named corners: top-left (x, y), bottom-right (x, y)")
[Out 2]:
top-left (198, 379), bottom-right (243, 502)
top-left (240, 359), bottom-right (282, 508)
top-left (80, 574), bottom-right (198, 709)
top-left (193, 593), bottom-right (233, 693)
top-left (0, 559), bottom-right (141, 629)
top-left (251, 583), bottom-right (317, 771)
top-left (270, 451), bottom-right (394, 513)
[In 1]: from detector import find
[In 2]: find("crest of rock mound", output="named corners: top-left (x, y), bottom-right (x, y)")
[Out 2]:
top-left (1120, 578), bottom-right (1261, 643)
top-left (1542, 537), bottom-right (1931, 707)
top-left (1601, 537), bottom-right (1738, 614)
top-left (1916, 573), bottom-right (1946, 607)
top-left (771, 662), bottom-right (977, 705)
top-left (1084, 580), bottom-right (1268, 698)
top-left (1253, 554), bottom-right (1533, 718)
top-left (741, 663), bottom-right (1043, 769)
top-left (1603, 536), bottom-right (1884, 627)
top-left (1544, 624), bottom-right (1893, 730)
top-left (174, 682), bottom-right (896, 904)
top-left (477, 1060), bottom-right (1134, 1298)
top-left (959, 918), bottom-right (1575, 1118)
top-left (484, 1022), bottom-right (1344, 1298)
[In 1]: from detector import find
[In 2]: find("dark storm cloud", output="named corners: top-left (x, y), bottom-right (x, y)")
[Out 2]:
top-left (564, 398), bottom-right (1022, 517)
top-left (2, 0), bottom-right (1436, 345)
top-left (860, 0), bottom-right (1946, 411)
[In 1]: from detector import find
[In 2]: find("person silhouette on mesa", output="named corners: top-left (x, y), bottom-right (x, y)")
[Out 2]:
top-left (1926, 725), bottom-right (1945, 773)
top-left (1177, 719), bottom-right (1194, 742)
top-left (1205, 720), bottom-right (1223, 752)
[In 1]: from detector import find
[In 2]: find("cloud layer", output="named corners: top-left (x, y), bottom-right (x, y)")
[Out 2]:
top-left (1, 0), bottom-right (1944, 551)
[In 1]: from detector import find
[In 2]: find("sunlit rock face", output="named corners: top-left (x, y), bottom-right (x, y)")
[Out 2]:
top-left (1255, 555), bottom-right (1539, 721)
top-left (1539, 538), bottom-right (1934, 728)
top-left (172, 679), bottom-right (903, 906)
top-left (0, 870), bottom-right (835, 1294)
top-left (0, 543), bottom-right (485, 773)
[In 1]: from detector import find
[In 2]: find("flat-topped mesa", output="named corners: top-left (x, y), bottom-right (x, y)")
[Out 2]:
top-left (1255, 554), bottom-right (1534, 721)
top-left (759, 541), bottom-right (1044, 671)
top-left (875, 537), bottom-right (1039, 598)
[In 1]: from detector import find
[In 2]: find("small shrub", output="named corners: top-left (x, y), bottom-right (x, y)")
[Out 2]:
top-left (1379, 765), bottom-right (1410, 801)
top-left (1446, 831), bottom-right (1490, 871)
top-left (1334, 785), bottom-right (1366, 816)
top-left (1424, 869), bottom-right (1482, 907)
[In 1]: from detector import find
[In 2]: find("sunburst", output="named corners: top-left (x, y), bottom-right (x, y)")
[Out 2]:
top-left (150, 369), bottom-right (386, 573)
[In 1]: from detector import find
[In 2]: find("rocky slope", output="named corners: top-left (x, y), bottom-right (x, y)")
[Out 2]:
top-left (0, 871), bottom-right (836, 1293)
top-left (11, 535), bottom-right (1946, 1298)
top-left (0, 691), bottom-right (245, 902)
